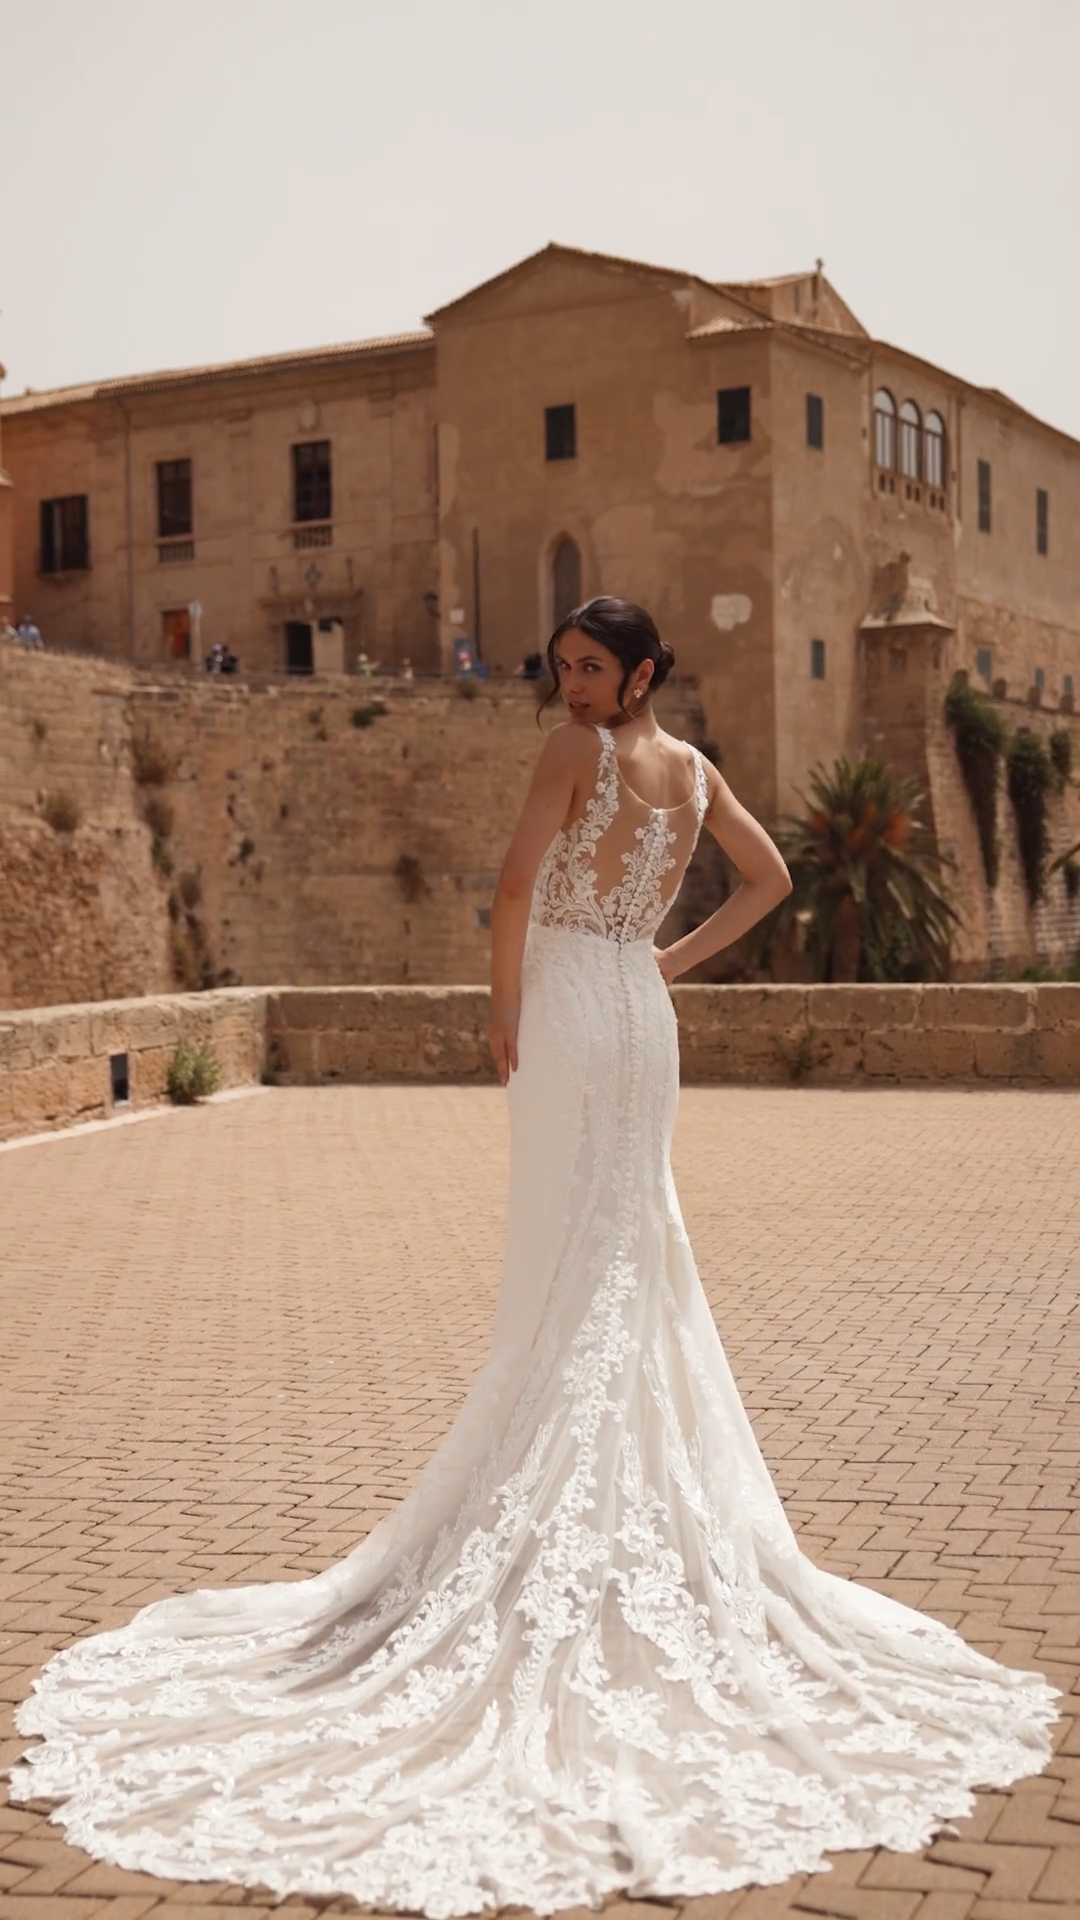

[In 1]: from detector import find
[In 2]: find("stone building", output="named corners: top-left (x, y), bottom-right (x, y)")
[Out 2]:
top-left (0, 352), bottom-right (13, 624)
top-left (3, 242), bottom-right (1079, 837)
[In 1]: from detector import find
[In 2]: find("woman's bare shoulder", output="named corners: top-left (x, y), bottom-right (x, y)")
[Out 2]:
top-left (536, 721), bottom-right (603, 768)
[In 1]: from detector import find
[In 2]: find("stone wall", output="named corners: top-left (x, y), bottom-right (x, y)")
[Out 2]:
top-left (0, 988), bottom-right (265, 1140)
top-left (0, 646), bottom-right (712, 1010)
top-left (0, 646), bottom-right (173, 1007)
top-left (4, 982), bottom-right (1078, 1143)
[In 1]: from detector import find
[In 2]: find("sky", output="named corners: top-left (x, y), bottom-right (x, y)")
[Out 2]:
top-left (4, 0), bottom-right (1080, 439)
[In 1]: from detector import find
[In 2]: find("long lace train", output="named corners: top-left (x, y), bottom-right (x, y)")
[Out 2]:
top-left (9, 730), bottom-right (1058, 1916)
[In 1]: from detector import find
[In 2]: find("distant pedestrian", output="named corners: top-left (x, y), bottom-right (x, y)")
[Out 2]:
top-left (520, 650), bottom-right (542, 680)
top-left (16, 616), bottom-right (43, 650)
top-left (354, 651), bottom-right (373, 677)
top-left (400, 657), bottom-right (414, 684)
top-left (204, 643), bottom-right (225, 674)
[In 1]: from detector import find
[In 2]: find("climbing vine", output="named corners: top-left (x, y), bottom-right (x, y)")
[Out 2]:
top-left (1006, 729), bottom-right (1054, 905)
top-left (943, 673), bottom-right (1009, 888)
top-left (1049, 728), bottom-right (1073, 792)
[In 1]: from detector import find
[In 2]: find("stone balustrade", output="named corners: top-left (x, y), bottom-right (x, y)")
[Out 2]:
top-left (2, 982), bottom-right (1078, 1143)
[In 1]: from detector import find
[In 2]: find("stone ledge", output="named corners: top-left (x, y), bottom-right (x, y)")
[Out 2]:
top-left (2, 983), bottom-right (1078, 1141)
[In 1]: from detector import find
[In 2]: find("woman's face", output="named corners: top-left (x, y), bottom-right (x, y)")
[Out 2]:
top-left (552, 628), bottom-right (652, 725)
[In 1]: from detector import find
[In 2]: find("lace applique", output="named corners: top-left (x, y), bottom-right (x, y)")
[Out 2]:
top-left (532, 730), bottom-right (620, 940)
top-left (534, 728), bottom-right (709, 946)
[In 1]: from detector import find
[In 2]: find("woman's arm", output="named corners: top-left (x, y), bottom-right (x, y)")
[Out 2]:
top-left (655, 763), bottom-right (792, 983)
top-left (488, 725), bottom-right (590, 1084)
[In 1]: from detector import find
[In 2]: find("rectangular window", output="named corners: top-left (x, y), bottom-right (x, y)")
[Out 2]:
top-left (1065, 673), bottom-right (1075, 698)
top-left (544, 404), bottom-right (576, 462)
top-left (156, 458), bottom-right (192, 538)
top-left (975, 647), bottom-right (992, 685)
top-left (806, 393), bottom-right (824, 450)
top-left (718, 386), bottom-right (751, 445)
top-left (39, 494), bottom-right (90, 572)
top-left (1034, 666), bottom-right (1045, 690)
top-left (977, 459), bottom-right (992, 533)
top-left (810, 637), bottom-right (826, 680)
top-left (1036, 487), bottom-right (1049, 556)
top-left (292, 441), bottom-right (332, 522)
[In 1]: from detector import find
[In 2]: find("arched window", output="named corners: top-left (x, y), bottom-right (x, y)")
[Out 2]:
top-left (898, 400), bottom-right (921, 480)
top-left (552, 537), bottom-right (581, 627)
top-left (873, 389), bottom-right (896, 469)
top-left (924, 411), bottom-right (946, 490)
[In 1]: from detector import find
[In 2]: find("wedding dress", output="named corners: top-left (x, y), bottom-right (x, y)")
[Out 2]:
top-left (11, 724), bottom-right (1057, 1918)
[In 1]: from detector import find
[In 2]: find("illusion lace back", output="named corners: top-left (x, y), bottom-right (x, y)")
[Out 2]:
top-left (10, 724), bottom-right (1057, 1918)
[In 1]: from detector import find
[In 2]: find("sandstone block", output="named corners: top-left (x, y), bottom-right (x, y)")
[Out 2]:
top-left (1032, 1027), bottom-right (1080, 1082)
top-left (673, 985), bottom-right (808, 1035)
top-left (863, 1030), bottom-right (975, 1080)
top-left (133, 1045), bottom-right (173, 1102)
top-left (30, 1008), bottom-right (93, 1064)
top-left (809, 985), bottom-right (920, 1031)
top-left (922, 986), bottom-right (1035, 1030)
top-left (973, 1029), bottom-right (1043, 1081)
top-left (1035, 983), bottom-right (1080, 1029)
top-left (272, 991), bottom-right (347, 1033)
top-left (274, 1030), bottom-right (319, 1079)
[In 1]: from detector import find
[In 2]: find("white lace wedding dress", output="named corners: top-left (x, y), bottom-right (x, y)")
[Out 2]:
top-left (11, 725), bottom-right (1057, 1917)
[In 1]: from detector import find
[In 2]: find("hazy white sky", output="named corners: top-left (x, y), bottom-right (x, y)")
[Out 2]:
top-left (4, 0), bottom-right (1079, 438)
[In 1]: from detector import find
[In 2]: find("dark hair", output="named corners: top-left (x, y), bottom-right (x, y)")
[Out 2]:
top-left (538, 596), bottom-right (676, 723)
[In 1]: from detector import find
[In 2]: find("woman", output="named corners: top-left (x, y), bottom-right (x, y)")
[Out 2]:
top-left (11, 599), bottom-right (1056, 1917)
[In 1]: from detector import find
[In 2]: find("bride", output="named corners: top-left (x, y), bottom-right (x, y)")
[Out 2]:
top-left (10, 597), bottom-right (1056, 1918)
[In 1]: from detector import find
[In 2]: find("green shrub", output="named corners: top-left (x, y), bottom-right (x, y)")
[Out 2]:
top-left (143, 793), bottom-right (174, 838)
top-left (944, 672), bottom-right (1009, 888)
top-left (131, 733), bottom-right (174, 786)
top-left (151, 835), bottom-right (174, 876)
top-left (351, 701), bottom-right (388, 729)
top-left (167, 1037), bottom-right (222, 1104)
top-left (394, 853), bottom-right (429, 902)
top-left (1049, 728), bottom-right (1073, 791)
top-left (1006, 730), bottom-right (1054, 905)
top-left (42, 791), bottom-right (81, 833)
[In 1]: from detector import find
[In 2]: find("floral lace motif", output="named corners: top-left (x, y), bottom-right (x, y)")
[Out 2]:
top-left (8, 728), bottom-right (1058, 1918)
top-left (533, 727), bottom-right (709, 945)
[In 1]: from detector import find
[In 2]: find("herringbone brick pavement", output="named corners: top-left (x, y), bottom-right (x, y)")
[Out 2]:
top-left (1, 1085), bottom-right (1077, 1920)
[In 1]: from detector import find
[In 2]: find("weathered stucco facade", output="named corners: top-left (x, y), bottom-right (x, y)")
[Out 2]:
top-left (3, 243), bottom-right (1079, 982)
top-left (0, 355), bottom-right (13, 622)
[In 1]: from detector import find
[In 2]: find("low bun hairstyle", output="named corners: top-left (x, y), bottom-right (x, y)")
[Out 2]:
top-left (539, 597), bottom-right (676, 723)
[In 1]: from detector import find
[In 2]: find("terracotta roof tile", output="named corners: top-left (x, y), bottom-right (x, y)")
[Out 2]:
top-left (1, 330), bottom-right (434, 416)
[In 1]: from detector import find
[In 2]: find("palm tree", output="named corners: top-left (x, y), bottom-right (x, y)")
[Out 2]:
top-left (770, 758), bottom-right (959, 982)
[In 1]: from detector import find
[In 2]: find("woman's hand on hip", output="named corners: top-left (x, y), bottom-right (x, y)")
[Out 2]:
top-left (488, 997), bottom-right (520, 1086)
top-left (652, 946), bottom-right (679, 987)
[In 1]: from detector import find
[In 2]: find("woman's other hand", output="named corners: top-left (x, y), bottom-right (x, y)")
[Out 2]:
top-left (488, 996), bottom-right (520, 1086)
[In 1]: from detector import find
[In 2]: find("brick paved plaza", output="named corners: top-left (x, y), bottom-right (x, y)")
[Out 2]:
top-left (1, 1085), bottom-right (1078, 1920)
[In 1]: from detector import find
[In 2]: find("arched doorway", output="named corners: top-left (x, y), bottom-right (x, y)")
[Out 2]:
top-left (551, 537), bottom-right (581, 627)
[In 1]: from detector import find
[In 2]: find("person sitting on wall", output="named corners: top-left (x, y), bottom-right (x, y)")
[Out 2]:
top-left (519, 651), bottom-right (542, 680)
top-left (16, 616), bottom-right (43, 650)
top-left (204, 643), bottom-right (225, 674)
top-left (221, 648), bottom-right (240, 675)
